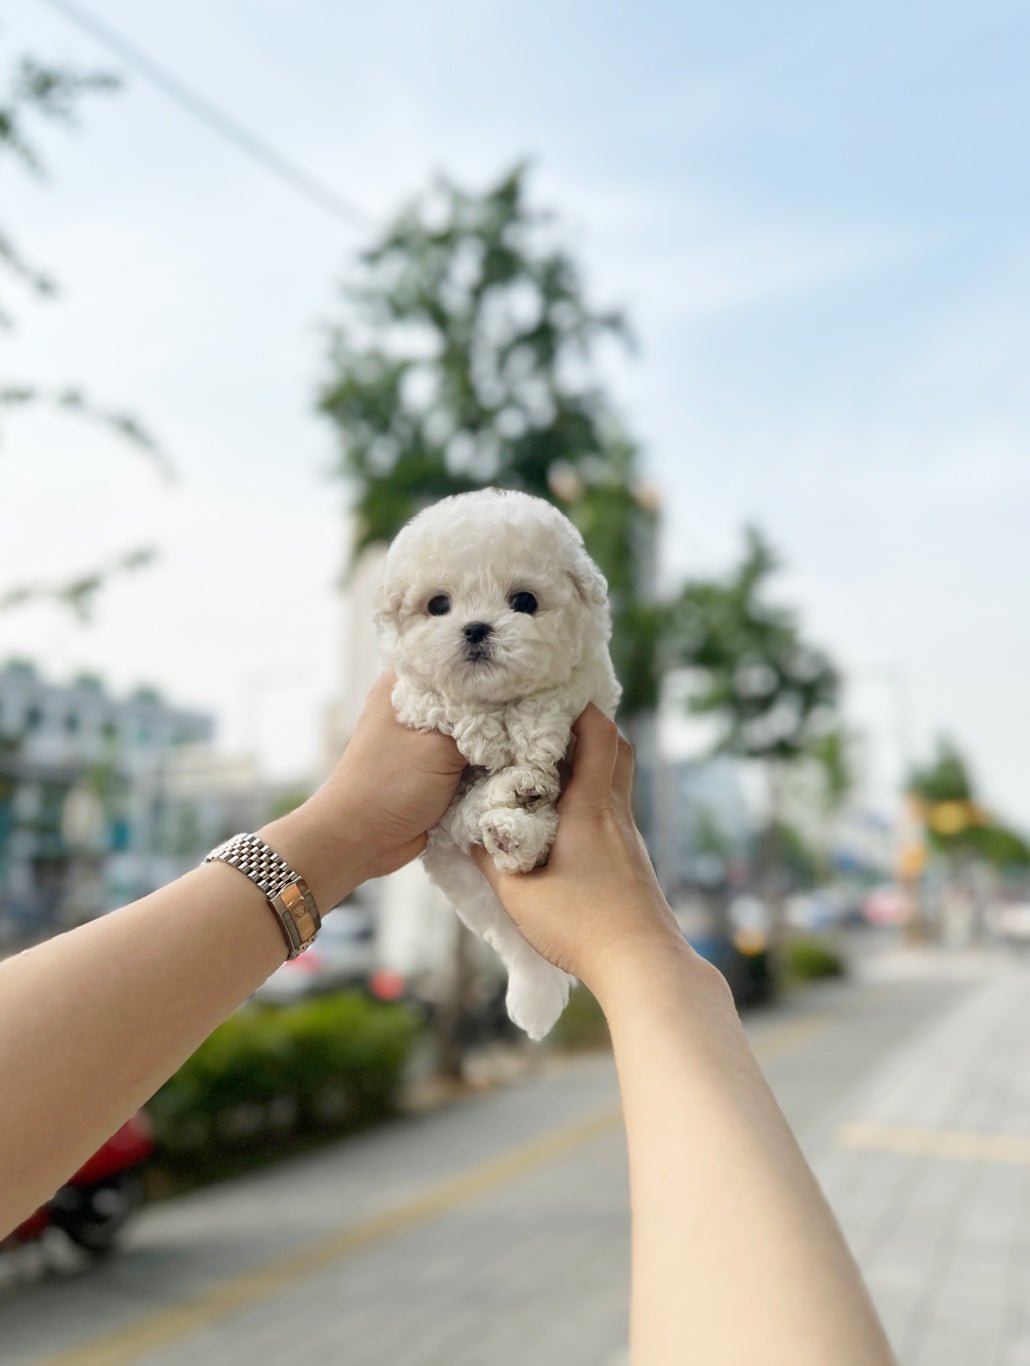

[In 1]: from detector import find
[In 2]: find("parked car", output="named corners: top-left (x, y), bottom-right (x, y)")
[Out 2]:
top-left (989, 900), bottom-right (1030, 946)
top-left (786, 886), bottom-right (866, 932)
top-left (862, 884), bottom-right (910, 926)
top-left (253, 899), bottom-right (376, 1005)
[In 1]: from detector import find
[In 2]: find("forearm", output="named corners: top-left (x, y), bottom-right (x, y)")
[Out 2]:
top-left (0, 802), bottom-right (365, 1236)
top-left (596, 941), bottom-right (894, 1366)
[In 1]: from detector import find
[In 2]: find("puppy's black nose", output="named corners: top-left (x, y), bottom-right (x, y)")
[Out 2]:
top-left (463, 621), bottom-right (493, 645)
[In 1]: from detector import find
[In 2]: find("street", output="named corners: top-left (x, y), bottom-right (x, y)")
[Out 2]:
top-left (3, 947), bottom-right (1029, 1366)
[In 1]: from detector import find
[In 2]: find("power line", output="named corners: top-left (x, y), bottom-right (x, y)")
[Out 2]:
top-left (38, 0), bottom-right (375, 232)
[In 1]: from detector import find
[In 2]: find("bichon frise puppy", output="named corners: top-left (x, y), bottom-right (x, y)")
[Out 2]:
top-left (376, 488), bottom-right (621, 1039)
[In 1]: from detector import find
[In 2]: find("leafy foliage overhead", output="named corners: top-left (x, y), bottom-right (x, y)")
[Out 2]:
top-left (1, 53), bottom-right (119, 328)
top-left (1, 40), bottom-right (168, 616)
top-left (320, 164), bottom-right (627, 541)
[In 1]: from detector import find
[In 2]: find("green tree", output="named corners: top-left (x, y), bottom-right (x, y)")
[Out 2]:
top-left (807, 725), bottom-right (853, 817)
top-left (318, 163), bottom-right (661, 717)
top-left (976, 822), bottom-right (1030, 871)
top-left (673, 528), bottom-right (839, 761)
top-left (770, 819), bottom-right (821, 890)
top-left (802, 723), bottom-right (855, 879)
top-left (908, 735), bottom-right (978, 857)
top-left (909, 735), bottom-right (973, 805)
top-left (909, 736), bottom-right (1030, 872)
top-left (1, 40), bottom-right (167, 617)
top-left (672, 527), bottom-right (841, 923)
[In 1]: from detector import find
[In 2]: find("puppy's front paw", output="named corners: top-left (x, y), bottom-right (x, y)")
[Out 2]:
top-left (479, 806), bottom-right (558, 874)
top-left (483, 765), bottom-right (560, 811)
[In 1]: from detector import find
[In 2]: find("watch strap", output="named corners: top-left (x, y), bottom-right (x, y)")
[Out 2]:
top-left (204, 832), bottom-right (321, 959)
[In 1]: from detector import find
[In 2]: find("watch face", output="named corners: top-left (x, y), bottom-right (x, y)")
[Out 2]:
top-left (272, 880), bottom-right (320, 952)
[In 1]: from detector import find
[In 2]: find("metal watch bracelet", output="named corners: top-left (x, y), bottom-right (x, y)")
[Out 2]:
top-left (204, 832), bottom-right (321, 960)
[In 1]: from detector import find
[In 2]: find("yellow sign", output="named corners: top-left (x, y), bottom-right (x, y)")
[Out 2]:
top-left (897, 843), bottom-right (926, 880)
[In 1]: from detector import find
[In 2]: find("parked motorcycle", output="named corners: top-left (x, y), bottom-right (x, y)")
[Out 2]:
top-left (4, 1111), bottom-right (154, 1257)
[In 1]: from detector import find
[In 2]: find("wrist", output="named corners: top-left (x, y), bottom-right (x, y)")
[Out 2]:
top-left (257, 796), bottom-right (370, 915)
top-left (588, 928), bottom-right (732, 1026)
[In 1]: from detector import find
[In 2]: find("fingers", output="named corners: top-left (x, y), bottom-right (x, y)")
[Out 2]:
top-left (613, 732), bottom-right (635, 804)
top-left (356, 672), bottom-right (397, 728)
top-left (565, 705), bottom-right (620, 806)
top-left (371, 671), bottom-right (397, 711)
top-left (374, 672), bottom-right (464, 773)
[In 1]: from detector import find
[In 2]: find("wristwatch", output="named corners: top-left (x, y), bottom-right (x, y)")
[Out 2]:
top-left (204, 832), bottom-right (321, 959)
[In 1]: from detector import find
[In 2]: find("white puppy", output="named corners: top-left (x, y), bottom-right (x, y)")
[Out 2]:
top-left (376, 488), bottom-right (621, 1039)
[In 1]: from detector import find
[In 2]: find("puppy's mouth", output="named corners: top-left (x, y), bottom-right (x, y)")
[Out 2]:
top-left (464, 644), bottom-right (493, 664)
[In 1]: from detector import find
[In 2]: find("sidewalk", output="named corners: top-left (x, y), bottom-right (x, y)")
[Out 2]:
top-left (808, 954), bottom-right (1030, 1365)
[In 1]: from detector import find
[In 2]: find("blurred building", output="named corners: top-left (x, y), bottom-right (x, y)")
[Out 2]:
top-left (0, 661), bottom-right (212, 939)
top-left (116, 745), bottom-right (297, 912)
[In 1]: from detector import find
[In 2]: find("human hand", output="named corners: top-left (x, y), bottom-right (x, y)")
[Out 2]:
top-left (261, 674), bottom-right (465, 907)
top-left (471, 705), bottom-right (688, 1001)
top-left (325, 672), bottom-right (466, 878)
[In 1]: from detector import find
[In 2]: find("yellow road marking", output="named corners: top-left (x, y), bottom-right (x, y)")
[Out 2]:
top-left (750, 1013), bottom-right (830, 1064)
top-left (837, 1122), bottom-right (1030, 1165)
top-left (42, 1011), bottom-right (828, 1366)
top-left (41, 1108), bottom-right (621, 1366)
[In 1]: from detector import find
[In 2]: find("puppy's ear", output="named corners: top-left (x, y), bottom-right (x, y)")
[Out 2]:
top-left (566, 550), bottom-right (609, 608)
top-left (373, 583), bottom-right (405, 653)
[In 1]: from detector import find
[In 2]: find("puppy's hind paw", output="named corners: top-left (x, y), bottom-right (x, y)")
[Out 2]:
top-left (506, 962), bottom-right (573, 1040)
top-left (479, 806), bottom-right (557, 874)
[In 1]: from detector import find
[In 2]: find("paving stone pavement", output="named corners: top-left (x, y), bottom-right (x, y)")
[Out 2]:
top-left (811, 959), bottom-right (1030, 1366)
top-left (3, 947), bottom-right (1029, 1365)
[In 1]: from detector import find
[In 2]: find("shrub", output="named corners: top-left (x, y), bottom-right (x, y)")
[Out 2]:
top-left (148, 993), bottom-right (421, 1159)
top-left (549, 985), bottom-right (610, 1051)
top-left (785, 936), bottom-right (846, 982)
top-left (278, 994), bottom-right (420, 1127)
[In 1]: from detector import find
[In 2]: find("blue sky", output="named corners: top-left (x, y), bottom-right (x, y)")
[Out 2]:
top-left (3, 0), bottom-right (1028, 824)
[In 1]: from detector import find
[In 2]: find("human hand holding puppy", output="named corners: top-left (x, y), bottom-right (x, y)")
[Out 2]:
top-left (253, 673), bottom-right (465, 914)
top-left (470, 704), bottom-right (688, 1004)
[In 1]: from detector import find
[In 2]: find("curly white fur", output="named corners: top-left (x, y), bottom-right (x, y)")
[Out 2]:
top-left (376, 488), bottom-right (621, 1039)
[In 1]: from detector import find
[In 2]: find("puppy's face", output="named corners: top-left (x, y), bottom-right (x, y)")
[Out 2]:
top-left (378, 493), bottom-right (608, 705)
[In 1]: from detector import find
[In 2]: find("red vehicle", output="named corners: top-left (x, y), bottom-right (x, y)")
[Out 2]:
top-left (4, 1111), bottom-right (154, 1257)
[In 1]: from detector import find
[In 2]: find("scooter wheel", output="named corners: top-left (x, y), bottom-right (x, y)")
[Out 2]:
top-left (58, 1170), bottom-right (145, 1257)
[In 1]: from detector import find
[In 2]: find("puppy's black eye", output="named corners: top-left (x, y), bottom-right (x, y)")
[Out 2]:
top-left (426, 594), bottom-right (451, 616)
top-left (509, 590), bottom-right (538, 615)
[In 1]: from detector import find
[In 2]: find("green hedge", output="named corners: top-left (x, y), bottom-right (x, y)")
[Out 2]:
top-left (149, 993), bottom-right (421, 1160)
top-left (785, 936), bottom-right (846, 982)
top-left (549, 985), bottom-right (611, 1051)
